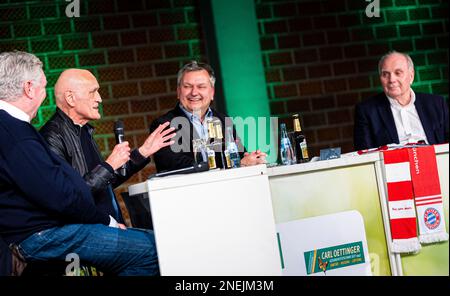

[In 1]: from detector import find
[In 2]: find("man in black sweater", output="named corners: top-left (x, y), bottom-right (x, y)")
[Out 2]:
top-left (0, 51), bottom-right (159, 275)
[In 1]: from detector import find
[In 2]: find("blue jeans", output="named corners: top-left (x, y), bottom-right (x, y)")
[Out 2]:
top-left (17, 224), bottom-right (159, 276)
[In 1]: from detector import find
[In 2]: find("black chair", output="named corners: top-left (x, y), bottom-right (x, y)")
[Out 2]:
top-left (121, 191), bottom-right (153, 229)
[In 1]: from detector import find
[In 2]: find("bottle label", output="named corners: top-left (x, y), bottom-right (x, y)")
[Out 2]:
top-left (207, 149), bottom-right (216, 169)
top-left (227, 142), bottom-right (239, 154)
top-left (229, 152), bottom-right (240, 168)
top-left (224, 150), bottom-right (232, 169)
top-left (300, 141), bottom-right (309, 159)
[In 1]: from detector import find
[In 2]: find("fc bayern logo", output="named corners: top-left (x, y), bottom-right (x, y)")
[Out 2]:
top-left (424, 208), bottom-right (441, 230)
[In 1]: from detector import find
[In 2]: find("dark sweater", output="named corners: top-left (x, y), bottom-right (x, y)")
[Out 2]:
top-left (0, 110), bottom-right (109, 245)
top-left (149, 103), bottom-right (245, 172)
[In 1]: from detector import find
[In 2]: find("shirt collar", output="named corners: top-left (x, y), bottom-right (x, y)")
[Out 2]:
top-left (56, 107), bottom-right (93, 136)
top-left (0, 100), bottom-right (31, 123)
top-left (387, 89), bottom-right (416, 110)
top-left (179, 103), bottom-right (213, 122)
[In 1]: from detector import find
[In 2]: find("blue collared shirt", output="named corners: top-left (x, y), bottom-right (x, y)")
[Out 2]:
top-left (179, 104), bottom-right (213, 140)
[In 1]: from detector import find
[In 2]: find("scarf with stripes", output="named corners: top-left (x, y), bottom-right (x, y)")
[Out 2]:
top-left (382, 146), bottom-right (448, 253)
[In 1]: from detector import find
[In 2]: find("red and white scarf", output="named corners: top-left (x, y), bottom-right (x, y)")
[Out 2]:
top-left (382, 146), bottom-right (448, 253)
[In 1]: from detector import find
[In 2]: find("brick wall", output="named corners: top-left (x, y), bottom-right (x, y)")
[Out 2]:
top-left (0, 0), bottom-right (207, 222)
top-left (256, 0), bottom-right (448, 155)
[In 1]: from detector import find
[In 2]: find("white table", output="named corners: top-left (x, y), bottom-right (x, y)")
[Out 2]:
top-left (129, 164), bottom-right (281, 276)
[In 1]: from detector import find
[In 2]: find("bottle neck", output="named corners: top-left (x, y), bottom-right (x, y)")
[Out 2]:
top-left (207, 121), bottom-right (216, 139)
top-left (226, 128), bottom-right (235, 143)
top-left (214, 122), bottom-right (223, 139)
top-left (280, 125), bottom-right (288, 138)
top-left (293, 118), bottom-right (302, 132)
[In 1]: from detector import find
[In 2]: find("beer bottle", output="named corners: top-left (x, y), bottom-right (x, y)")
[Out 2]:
top-left (292, 114), bottom-right (309, 163)
top-left (213, 120), bottom-right (228, 169)
top-left (206, 118), bottom-right (217, 169)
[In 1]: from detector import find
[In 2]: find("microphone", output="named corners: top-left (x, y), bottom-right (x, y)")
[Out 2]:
top-left (114, 119), bottom-right (127, 176)
top-left (148, 162), bottom-right (209, 179)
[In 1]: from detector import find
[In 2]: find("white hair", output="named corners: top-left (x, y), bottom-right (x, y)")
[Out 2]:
top-left (0, 51), bottom-right (43, 102)
top-left (378, 50), bottom-right (414, 75)
top-left (177, 61), bottom-right (216, 87)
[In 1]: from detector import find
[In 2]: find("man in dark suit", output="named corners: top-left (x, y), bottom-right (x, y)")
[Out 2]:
top-left (354, 51), bottom-right (449, 150)
top-left (150, 61), bottom-right (266, 172)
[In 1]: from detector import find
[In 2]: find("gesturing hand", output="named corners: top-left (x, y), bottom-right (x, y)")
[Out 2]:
top-left (240, 150), bottom-right (267, 167)
top-left (138, 122), bottom-right (176, 158)
top-left (105, 141), bottom-right (131, 170)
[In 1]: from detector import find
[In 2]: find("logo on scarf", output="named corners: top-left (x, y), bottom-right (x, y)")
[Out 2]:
top-left (424, 208), bottom-right (441, 230)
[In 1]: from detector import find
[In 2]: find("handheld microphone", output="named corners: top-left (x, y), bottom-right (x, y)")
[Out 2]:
top-left (149, 162), bottom-right (209, 179)
top-left (114, 119), bottom-right (127, 176)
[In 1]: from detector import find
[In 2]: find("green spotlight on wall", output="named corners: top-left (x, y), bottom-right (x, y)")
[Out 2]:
top-left (201, 0), bottom-right (277, 162)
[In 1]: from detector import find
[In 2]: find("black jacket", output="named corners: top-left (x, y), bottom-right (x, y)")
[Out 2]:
top-left (354, 92), bottom-right (449, 150)
top-left (40, 108), bottom-right (150, 222)
top-left (150, 103), bottom-right (245, 172)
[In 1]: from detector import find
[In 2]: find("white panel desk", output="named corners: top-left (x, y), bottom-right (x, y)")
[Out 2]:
top-left (129, 164), bottom-right (281, 276)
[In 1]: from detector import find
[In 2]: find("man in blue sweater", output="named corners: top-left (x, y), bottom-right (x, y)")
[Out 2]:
top-left (0, 51), bottom-right (159, 275)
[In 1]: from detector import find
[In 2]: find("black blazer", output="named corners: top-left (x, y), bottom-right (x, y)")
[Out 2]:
top-left (149, 104), bottom-right (245, 172)
top-left (354, 92), bottom-right (449, 150)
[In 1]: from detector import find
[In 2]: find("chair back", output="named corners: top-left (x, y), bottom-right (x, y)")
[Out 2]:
top-left (121, 191), bottom-right (153, 229)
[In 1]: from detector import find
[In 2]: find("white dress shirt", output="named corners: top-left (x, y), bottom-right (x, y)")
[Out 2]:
top-left (387, 90), bottom-right (428, 145)
top-left (0, 100), bottom-right (31, 123)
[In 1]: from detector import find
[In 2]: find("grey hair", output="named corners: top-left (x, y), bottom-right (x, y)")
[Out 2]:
top-left (0, 51), bottom-right (43, 102)
top-left (378, 50), bottom-right (414, 75)
top-left (176, 61), bottom-right (216, 87)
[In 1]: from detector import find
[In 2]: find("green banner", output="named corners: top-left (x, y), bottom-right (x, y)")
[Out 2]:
top-left (304, 241), bottom-right (365, 274)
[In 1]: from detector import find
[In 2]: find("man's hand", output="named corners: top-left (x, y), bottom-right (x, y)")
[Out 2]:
top-left (138, 122), bottom-right (176, 158)
top-left (240, 150), bottom-right (267, 167)
top-left (109, 216), bottom-right (128, 230)
top-left (105, 141), bottom-right (131, 170)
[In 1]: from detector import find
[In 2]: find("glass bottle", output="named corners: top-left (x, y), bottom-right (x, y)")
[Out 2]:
top-left (279, 123), bottom-right (295, 165)
top-left (192, 138), bottom-right (207, 164)
top-left (206, 118), bottom-right (216, 142)
top-left (225, 126), bottom-right (240, 168)
top-left (213, 120), bottom-right (227, 169)
top-left (292, 114), bottom-right (309, 163)
top-left (206, 118), bottom-right (217, 169)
